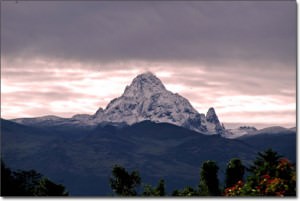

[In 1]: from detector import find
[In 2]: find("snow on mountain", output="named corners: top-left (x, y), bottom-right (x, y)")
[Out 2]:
top-left (13, 115), bottom-right (66, 126)
top-left (222, 126), bottom-right (257, 139)
top-left (12, 72), bottom-right (224, 135)
top-left (91, 72), bottom-right (221, 134)
top-left (222, 125), bottom-right (296, 139)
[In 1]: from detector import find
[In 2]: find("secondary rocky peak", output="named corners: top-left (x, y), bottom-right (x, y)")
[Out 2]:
top-left (206, 107), bottom-right (219, 123)
top-left (205, 107), bottom-right (225, 135)
top-left (123, 72), bottom-right (166, 97)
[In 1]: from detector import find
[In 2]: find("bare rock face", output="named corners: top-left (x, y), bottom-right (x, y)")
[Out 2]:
top-left (13, 72), bottom-right (225, 135)
top-left (93, 72), bottom-right (208, 133)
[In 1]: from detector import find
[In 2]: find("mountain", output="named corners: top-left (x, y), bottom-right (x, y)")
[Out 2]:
top-left (206, 107), bottom-right (225, 135)
top-left (223, 126), bottom-right (258, 139)
top-left (289, 127), bottom-right (296, 132)
top-left (13, 72), bottom-right (224, 135)
top-left (3, 72), bottom-right (295, 195)
top-left (222, 125), bottom-right (295, 139)
top-left (238, 130), bottom-right (296, 162)
top-left (1, 118), bottom-right (295, 195)
top-left (253, 126), bottom-right (295, 135)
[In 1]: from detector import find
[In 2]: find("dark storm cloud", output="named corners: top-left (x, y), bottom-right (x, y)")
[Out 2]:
top-left (2, 1), bottom-right (296, 68)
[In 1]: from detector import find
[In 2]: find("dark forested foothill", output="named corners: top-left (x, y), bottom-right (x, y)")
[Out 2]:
top-left (1, 149), bottom-right (296, 196)
top-left (1, 161), bottom-right (68, 196)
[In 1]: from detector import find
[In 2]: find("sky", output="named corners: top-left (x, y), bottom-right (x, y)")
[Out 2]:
top-left (1, 1), bottom-right (296, 126)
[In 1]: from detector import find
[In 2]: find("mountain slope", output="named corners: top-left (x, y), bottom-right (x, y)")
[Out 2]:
top-left (222, 125), bottom-right (296, 139)
top-left (238, 129), bottom-right (296, 162)
top-left (1, 119), bottom-right (296, 195)
top-left (92, 72), bottom-right (206, 133)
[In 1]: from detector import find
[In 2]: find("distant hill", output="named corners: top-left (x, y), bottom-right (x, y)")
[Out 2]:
top-left (1, 119), bottom-right (296, 195)
top-left (238, 131), bottom-right (296, 162)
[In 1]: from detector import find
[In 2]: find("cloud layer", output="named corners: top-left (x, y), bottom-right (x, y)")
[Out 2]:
top-left (3, 1), bottom-right (296, 65)
top-left (1, 1), bottom-right (296, 126)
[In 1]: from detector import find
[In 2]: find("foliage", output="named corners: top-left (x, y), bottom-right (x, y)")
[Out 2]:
top-left (110, 149), bottom-right (296, 197)
top-left (142, 179), bottom-right (165, 196)
top-left (109, 149), bottom-right (295, 197)
top-left (199, 160), bottom-right (221, 196)
top-left (1, 161), bottom-right (16, 196)
top-left (34, 178), bottom-right (69, 196)
top-left (1, 161), bottom-right (68, 196)
top-left (225, 158), bottom-right (245, 188)
top-left (13, 170), bottom-right (43, 195)
top-left (172, 186), bottom-right (199, 196)
top-left (248, 148), bottom-right (282, 180)
top-left (110, 165), bottom-right (141, 196)
top-left (224, 180), bottom-right (244, 196)
top-left (224, 149), bottom-right (296, 197)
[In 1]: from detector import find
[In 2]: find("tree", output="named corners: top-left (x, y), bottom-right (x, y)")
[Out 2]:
top-left (34, 178), bottom-right (69, 196)
top-left (1, 161), bottom-right (68, 196)
top-left (199, 160), bottom-right (220, 196)
top-left (224, 149), bottom-right (296, 196)
top-left (1, 161), bottom-right (16, 196)
top-left (142, 179), bottom-right (165, 196)
top-left (225, 158), bottom-right (245, 188)
top-left (156, 179), bottom-right (165, 196)
top-left (110, 165), bottom-right (141, 196)
top-left (247, 149), bottom-right (281, 191)
top-left (13, 170), bottom-right (43, 195)
top-left (248, 149), bottom-right (282, 185)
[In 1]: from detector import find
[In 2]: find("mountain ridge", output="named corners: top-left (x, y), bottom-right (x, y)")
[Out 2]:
top-left (1, 118), bottom-right (296, 195)
top-left (11, 72), bottom-right (293, 138)
top-left (12, 72), bottom-right (224, 135)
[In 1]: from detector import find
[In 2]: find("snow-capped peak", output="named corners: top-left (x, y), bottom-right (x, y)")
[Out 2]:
top-left (122, 72), bottom-right (166, 98)
top-left (91, 72), bottom-right (224, 135)
top-left (12, 72), bottom-right (225, 135)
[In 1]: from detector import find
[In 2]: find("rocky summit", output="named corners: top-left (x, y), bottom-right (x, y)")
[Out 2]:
top-left (13, 72), bottom-right (225, 135)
